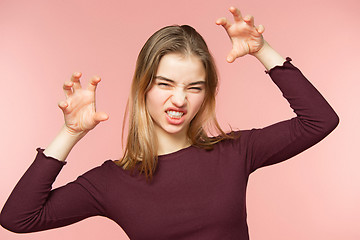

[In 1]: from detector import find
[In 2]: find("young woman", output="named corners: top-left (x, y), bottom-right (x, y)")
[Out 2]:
top-left (0, 7), bottom-right (339, 240)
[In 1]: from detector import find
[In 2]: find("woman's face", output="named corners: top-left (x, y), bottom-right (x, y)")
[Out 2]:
top-left (146, 53), bottom-right (206, 139)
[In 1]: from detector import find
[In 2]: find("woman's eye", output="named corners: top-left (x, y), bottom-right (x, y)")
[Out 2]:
top-left (158, 82), bottom-right (171, 87)
top-left (188, 87), bottom-right (203, 92)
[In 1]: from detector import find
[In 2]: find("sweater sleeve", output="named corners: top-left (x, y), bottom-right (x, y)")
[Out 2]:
top-left (0, 149), bottom-right (105, 233)
top-left (243, 58), bottom-right (339, 174)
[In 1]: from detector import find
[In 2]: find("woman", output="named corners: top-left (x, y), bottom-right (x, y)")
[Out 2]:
top-left (0, 7), bottom-right (339, 240)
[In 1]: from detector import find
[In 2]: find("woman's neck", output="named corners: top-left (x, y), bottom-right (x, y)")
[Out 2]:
top-left (155, 127), bottom-right (191, 156)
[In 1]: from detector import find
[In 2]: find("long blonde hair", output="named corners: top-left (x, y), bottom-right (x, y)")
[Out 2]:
top-left (119, 25), bottom-right (232, 180)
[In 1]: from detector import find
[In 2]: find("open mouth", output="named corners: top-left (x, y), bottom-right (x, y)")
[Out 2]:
top-left (166, 110), bottom-right (184, 119)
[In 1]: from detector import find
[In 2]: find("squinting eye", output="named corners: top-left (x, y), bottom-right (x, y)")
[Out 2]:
top-left (158, 82), bottom-right (171, 87)
top-left (188, 87), bottom-right (203, 92)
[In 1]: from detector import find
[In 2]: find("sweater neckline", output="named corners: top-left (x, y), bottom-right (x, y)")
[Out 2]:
top-left (158, 145), bottom-right (194, 160)
top-left (110, 145), bottom-right (195, 168)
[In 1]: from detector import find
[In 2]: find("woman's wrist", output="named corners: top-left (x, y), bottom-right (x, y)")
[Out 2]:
top-left (62, 125), bottom-right (89, 140)
top-left (252, 40), bottom-right (286, 71)
top-left (43, 125), bottom-right (87, 162)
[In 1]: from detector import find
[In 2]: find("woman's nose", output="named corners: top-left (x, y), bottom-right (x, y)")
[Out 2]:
top-left (171, 89), bottom-right (187, 107)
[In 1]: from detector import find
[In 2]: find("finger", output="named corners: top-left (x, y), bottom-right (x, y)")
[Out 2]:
top-left (58, 100), bottom-right (69, 113)
top-left (94, 112), bottom-right (109, 123)
top-left (256, 24), bottom-right (265, 34)
top-left (87, 75), bottom-right (101, 92)
top-left (226, 50), bottom-right (238, 63)
top-left (229, 7), bottom-right (243, 22)
top-left (71, 72), bottom-right (82, 91)
top-left (63, 81), bottom-right (73, 98)
top-left (215, 17), bottom-right (231, 30)
top-left (244, 15), bottom-right (255, 26)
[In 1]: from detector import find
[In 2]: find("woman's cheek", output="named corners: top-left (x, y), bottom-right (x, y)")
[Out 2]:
top-left (189, 93), bottom-right (206, 115)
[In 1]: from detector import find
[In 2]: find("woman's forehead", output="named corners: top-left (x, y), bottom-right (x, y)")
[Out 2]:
top-left (155, 53), bottom-right (206, 84)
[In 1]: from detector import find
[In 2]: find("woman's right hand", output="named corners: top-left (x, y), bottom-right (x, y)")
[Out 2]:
top-left (58, 72), bottom-right (109, 136)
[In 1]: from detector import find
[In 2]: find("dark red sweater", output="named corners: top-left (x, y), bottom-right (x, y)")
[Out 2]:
top-left (0, 59), bottom-right (339, 239)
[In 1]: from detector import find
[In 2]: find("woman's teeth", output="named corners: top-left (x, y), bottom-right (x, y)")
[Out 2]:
top-left (166, 111), bottom-right (183, 119)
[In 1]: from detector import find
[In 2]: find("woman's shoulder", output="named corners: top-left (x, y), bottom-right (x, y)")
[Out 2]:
top-left (80, 159), bottom-right (129, 178)
top-left (214, 129), bottom-right (251, 145)
top-left (210, 129), bottom-right (261, 154)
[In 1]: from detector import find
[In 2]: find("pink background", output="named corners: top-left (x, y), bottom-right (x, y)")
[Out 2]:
top-left (1, 0), bottom-right (359, 239)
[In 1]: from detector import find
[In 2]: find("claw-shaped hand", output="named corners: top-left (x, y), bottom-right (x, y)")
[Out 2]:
top-left (58, 72), bottom-right (109, 136)
top-left (216, 7), bottom-right (265, 63)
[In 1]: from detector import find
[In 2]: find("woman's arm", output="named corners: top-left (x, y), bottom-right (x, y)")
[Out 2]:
top-left (244, 60), bottom-right (339, 172)
top-left (216, 7), bottom-right (339, 172)
top-left (0, 150), bottom-right (106, 233)
top-left (0, 72), bottom-right (109, 232)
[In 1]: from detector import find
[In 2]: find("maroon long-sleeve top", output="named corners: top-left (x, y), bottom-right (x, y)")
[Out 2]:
top-left (0, 59), bottom-right (339, 239)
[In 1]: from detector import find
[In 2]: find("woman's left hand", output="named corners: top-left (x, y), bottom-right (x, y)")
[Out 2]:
top-left (216, 7), bottom-right (265, 63)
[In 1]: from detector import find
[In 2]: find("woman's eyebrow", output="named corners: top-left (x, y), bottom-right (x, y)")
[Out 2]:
top-left (154, 76), bottom-right (175, 83)
top-left (188, 81), bottom-right (205, 86)
top-left (155, 76), bottom-right (205, 85)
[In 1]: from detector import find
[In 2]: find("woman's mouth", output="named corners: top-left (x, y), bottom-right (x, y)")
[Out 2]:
top-left (166, 110), bottom-right (184, 119)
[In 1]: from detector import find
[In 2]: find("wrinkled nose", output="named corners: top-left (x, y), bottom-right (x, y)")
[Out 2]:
top-left (171, 89), bottom-right (187, 107)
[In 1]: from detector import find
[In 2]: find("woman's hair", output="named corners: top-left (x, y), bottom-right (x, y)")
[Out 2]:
top-left (118, 25), bottom-right (232, 180)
